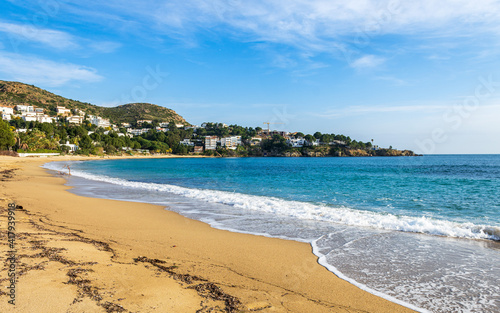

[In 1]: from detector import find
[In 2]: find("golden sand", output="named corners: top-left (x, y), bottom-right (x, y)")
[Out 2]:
top-left (0, 155), bottom-right (414, 312)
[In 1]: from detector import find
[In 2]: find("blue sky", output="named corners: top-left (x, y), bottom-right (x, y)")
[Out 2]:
top-left (1, 0), bottom-right (500, 153)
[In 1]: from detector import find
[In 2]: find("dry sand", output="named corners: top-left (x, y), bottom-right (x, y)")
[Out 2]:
top-left (0, 155), bottom-right (415, 312)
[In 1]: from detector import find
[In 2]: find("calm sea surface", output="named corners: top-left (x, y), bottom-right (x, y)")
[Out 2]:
top-left (44, 155), bottom-right (500, 313)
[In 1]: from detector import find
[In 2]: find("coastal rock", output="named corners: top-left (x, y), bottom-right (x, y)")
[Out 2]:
top-left (283, 151), bottom-right (302, 157)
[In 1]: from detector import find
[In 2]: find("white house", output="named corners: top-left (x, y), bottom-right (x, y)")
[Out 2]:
top-left (221, 136), bottom-right (242, 150)
top-left (22, 115), bottom-right (37, 122)
top-left (179, 139), bottom-right (194, 146)
top-left (60, 141), bottom-right (78, 152)
top-left (137, 120), bottom-right (153, 124)
top-left (204, 136), bottom-right (218, 150)
top-left (287, 138), bottom-right (306, 148)
top-left (310, 139), bottom-right (320, 146)
top-left (90, 117), bottom-right (111, 128)
top-left (1, 106), bottom-right (13, 121)
top-left (37, 115), bottom-right (55, 123)
top-left (67, 115), bottom-right (84, 124)
top-left (127, 128), bottom-right (150, 136)
top-left (329, 140), bottom-right (346, 146)
top-left (56, 106), bottom-right (71, 115)
top-left (0, 106), bottom-right (14, 115)
top-left (15, 105), bottom-right (34, 113)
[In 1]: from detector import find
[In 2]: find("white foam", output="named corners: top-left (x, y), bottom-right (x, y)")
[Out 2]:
top-left (311, 237), bottom-right (431, 313)
top-left (43, 161), bottom-right (500, 241)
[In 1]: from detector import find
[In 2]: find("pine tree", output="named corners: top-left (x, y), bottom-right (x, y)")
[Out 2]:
top-left (0, 120), bottom-right (15, 150)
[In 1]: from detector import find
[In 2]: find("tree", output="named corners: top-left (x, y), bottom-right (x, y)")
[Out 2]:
top-left (79, 135), bottom-right (93, 151)
top-left (74, 126), bottom-right (87, 138)
top-left (305, 134), bottom-right (315, 143)
top-left (262, 134), bottom-right (287, 152)
top-left (313, 132), bottom-right (322, 139)
top-left (0, 120), bottom-right (15, 150)
top-left (132, 141), bottom-right (141, 150)
top-left (295, 132), bottom-right (305, 138)
top-left (17, 129), bottom-right (58, 151)
top-left (172, 144), bottom-right (188, 155)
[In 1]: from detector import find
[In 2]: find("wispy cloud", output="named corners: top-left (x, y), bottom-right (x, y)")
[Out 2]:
top-left (7, 0), bottom-right (500, 71)
top-left (0, 20), bottom-right (122, 54)
top-left (71, 1), bottom-right (499, 44)
top-left (350, 55), bottom-right (385, 69)
top-left (0, 52), bottom-right (103, 87)
top-left (0, 20), bottom-right (79, 50)
top-left (43, 0), bottom-right (500, 69)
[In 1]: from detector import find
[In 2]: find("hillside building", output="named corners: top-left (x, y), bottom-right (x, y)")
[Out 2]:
top-left (56, 106), bottom-right (71, 115)
top-left (204, 136), bottom-right (218, 150)
top-left (67, 115), bottom-right (84, 124)
top-left (221, 136), bottom-right (242, 150)
top-left (90, 117), bottom-right (111, 128)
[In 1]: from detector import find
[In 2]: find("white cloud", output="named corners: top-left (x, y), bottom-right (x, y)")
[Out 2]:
top-left (0, 21), bottom-right (79, 50)
top-left (0, 20), bottom-right (122, 55)
top-left (146, 0), bottom-right (500, 47)
top-left (0, 52), bottom-right (103, 87)
top-left (350, 55), bottom-right (385, 69)
top-left (49, 0), bottom-right (500, 68)
top-left (7, 0), bottom-right (500, 74)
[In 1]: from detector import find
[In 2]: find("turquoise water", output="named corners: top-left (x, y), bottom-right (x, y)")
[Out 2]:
top-left (44, 155), bottom-right (500, 312)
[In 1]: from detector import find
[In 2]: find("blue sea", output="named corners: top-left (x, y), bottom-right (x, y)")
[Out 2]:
top-left (43, 155), bottom-right (500, 313)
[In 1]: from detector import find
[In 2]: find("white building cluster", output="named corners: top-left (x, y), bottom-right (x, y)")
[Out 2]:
top-left (0, 105), bottom-right (58, 123)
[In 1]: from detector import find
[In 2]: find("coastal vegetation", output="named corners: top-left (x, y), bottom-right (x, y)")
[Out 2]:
top-left (0, 118), bottom-right (416, 157)
top-left (0, 119), bottom-right (15, 150)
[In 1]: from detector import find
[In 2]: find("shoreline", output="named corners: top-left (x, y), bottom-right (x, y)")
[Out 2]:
top-left (0, 155), bottom-right (415, 312)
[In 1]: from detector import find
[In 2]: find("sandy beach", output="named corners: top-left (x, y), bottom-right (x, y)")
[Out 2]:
top-left (0, 155), bottom-right (414, 313)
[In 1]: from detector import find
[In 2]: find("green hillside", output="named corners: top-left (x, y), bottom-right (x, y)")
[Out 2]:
top-left (0, 80), bottom-right (188, 125)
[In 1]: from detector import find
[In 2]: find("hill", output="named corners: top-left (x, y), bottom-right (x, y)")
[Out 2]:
top-left (101, 103), bottom-right (186, 125)
top-left (0, 80), bottom-right (188, 125)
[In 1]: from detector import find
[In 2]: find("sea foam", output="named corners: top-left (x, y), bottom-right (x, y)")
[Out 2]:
top-left (43, 162), bottom-right (500, 242)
